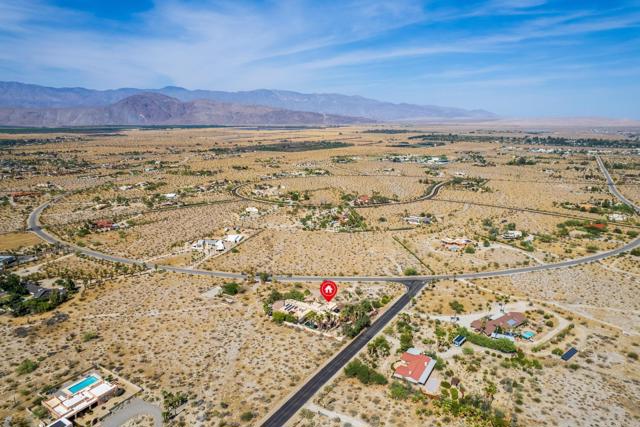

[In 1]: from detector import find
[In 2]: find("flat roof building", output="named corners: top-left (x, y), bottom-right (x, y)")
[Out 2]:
top-left (0, 255), bottom-right (16, 269)
top-left (225, 234), bottom-right (244, 243)
top-left (43, 373), bottom-right (117, 422)
top-left (272, 299), bottom-right (339, 324)
top-left (46, 418), bottom-right (72, 427)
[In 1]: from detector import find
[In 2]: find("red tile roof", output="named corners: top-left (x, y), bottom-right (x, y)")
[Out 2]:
top-left (10, 191), bottom-right (39, 198)
top-left (355, 195), bottom-right (370, 205)
top-left (588, 223), bottom-right (606, 230)
top-left (94, 219), bottom-right (114, 229)
top-left (470, 311), bottom-right (526, 335)
top-left (394, 352), bottom-right (432, 383)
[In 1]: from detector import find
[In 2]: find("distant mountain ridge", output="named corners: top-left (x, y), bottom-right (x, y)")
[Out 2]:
top-left (0, 93), bottom-right (370, 127)
top-left (0, 81), bottom-right (497, 121)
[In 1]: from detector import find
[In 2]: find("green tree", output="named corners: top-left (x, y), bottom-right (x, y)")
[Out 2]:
top-left (222, 282), bottom-right (240, 295)
top-left (344, 359), bottom-right (387, 385)
top-left (449, 300), bottom-right (465, 314)
top-left (399, 331), bottom-right (414, 352)
top-left (404, 267), bottom-right (418, 276)
top-left (368, 336), bottom-right (391, 359)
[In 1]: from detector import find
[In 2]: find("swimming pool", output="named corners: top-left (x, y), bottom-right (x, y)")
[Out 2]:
top-left (68, 375), bottom-right (99, 394)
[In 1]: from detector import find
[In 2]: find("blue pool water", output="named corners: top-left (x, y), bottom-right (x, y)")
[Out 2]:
top-left (68, 375), bottom-right (99, 394)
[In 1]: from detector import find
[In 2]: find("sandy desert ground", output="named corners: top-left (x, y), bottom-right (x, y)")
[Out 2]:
top-left (1, 124), bottom-right (638, 427)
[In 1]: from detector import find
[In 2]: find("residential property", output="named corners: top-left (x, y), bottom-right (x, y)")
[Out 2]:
top-left (381, 154), bottom-right (447, 165)
top-left (163, 193), bottom-right (178, 199)
top-left (441, 238), bottom-right (473, 251)
top-left (393, 348), bottom-right (437, 385)
top-left (0, 254), bottom-right (17, 269)
top-left (225, 234), bottom-right (244, 244)
top-left (271, 299), bottom-right (339, 327)
top-left (92, 219), bottom-right (115, 232)
top-left (191, 239), bottom-right (225, 252)
top-left (43, 373), bottom-right (118, 422)
top-left (10, 191), bottom-right (39, 199)
top-left (503, 230), bottom-right (523, 240)
top-left (608, 213), bottom-right (627, 222)
top-left (252, 184), bottom-right (283, 197)
top-left (45, 418), bottom-right (73, 427)
top-left (25, 282), bottom-right (66, 300)
top-left (404, 215), bottom-right (431, 225)
top-left (354, 195), bottom-right (371, 206)
top-left (245, 207), bottom-right (259, 215)
top-left (471, 312), bottom-right (527, 336)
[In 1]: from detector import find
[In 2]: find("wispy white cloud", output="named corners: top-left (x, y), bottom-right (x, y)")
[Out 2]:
top-left (0, 0), bottom-right (638, 117)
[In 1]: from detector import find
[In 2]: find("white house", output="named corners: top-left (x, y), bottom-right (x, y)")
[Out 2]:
top-left (608, 213), bottom-right (627, 222)
top-left (226, 234), bottom-right (244, 244)
top-left (163, 193), bottom-right (178, 199)
top-left (192, 239), bottom-right (225, 252)
top-left (503, 230), bottom-right (523, 240)
top-left (404, 216), bottom-right (431, 225)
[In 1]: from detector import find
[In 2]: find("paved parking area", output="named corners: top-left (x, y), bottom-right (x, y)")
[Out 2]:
top-left (101, 398), bottom-right (162, 427)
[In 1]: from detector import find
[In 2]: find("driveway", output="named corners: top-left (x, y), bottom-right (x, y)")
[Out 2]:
top-left (410, 300), bottom-right (531, 329)
top-left (101, 398), bottom-right (162, 427)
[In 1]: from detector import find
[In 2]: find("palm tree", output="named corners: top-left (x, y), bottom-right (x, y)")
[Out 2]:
top-left (305, 311), bottom-right (318, 327)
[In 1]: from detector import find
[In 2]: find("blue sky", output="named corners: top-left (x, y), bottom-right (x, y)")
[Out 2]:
top-left (1, 0), bottom-right (639, 118)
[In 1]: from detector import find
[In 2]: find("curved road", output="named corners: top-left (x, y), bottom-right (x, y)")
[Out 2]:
top-left (25, 157), bottom-right (640, 427)
top-left (231, 177), bottom-right (448, 209)
top-left (28, 157), bottom-right (639, 284)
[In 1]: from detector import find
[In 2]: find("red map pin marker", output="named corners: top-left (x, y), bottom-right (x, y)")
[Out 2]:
top-left (320, 280), bottom-right (338, 302)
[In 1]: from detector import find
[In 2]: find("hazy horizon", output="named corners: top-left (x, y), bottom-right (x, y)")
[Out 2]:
top-left (1, 0), bottom-right (639, 119)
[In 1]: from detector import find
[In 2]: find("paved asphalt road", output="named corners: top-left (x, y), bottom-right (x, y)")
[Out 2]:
top-left (597, 155), bottom-right (640, 214)
top-left (25, 156), bottom-right (640, 426)
top-left (260, 280), bottom-right (426, 427)
top-left (28, 158), bottom-right (640, 284)
top-left (232, 178), bottom-right (447, 209)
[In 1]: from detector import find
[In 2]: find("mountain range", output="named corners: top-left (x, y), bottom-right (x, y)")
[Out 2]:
top-left (0, 81), bottom-right (497, 127)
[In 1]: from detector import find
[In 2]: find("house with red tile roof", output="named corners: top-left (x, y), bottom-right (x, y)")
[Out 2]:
top-left (92, 219), bottom-right (115, 232)
top-left (393, 348), bottom-right (436, 385)
top-left (354, 195), bottom-right (370, 206)
top-left (470, 311), bottom-right (527, 336)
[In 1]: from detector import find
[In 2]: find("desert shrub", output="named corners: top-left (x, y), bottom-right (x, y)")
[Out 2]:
top-left (404, 267), bottom-right (418, 276)
top-left (240, 411), bottom-right (255, 421)
top-left (272, 311), bottom-right (296, 324)
top-left (344, 359), bottom-right (387, 385)
top-left (222, 282), bottom-right (240, 295)
top-left (82, 331), bottom-right (99, 342)
top-left (449, 300), bottom-right (465, 314)
top-left (388, 381), bottom-right (413, 400)
top-left (16, 359), bottom-right (38, 375)
top-left (456, 327), bottom-right (516, 353)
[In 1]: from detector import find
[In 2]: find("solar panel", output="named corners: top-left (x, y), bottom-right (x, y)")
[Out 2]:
top-left (561, 347), bottom-right (578, 361)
